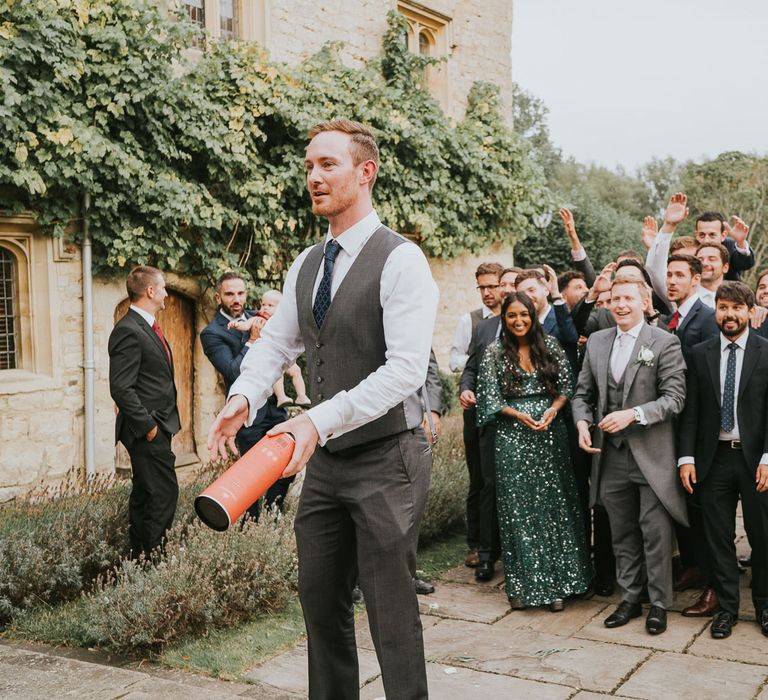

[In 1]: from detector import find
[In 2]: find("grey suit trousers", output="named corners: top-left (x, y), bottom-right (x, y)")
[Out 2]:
top-left (599, 443), bottom-right (675, 608)
top-left (294, 429), bottom-right (432, 700)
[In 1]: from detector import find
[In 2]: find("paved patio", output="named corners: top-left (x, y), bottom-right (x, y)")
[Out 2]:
top-left (2, 517), bottom-right (766, 699)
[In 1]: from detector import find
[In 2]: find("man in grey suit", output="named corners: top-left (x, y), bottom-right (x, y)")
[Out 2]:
top-left (572, 279), bottom-right (687, 635)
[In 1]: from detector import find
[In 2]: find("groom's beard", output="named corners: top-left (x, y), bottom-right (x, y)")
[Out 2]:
top-left (720, 318), bottom-right (748, 337)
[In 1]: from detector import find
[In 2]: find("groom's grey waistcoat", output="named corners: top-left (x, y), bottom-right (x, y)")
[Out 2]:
top-left (606, 371), bottom-right (627, 449)
top-left (296, 225), bottom-right (424, 453)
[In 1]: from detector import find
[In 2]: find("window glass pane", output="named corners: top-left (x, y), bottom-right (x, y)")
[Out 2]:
top-left (220, 0), bottom-right (238, 40)
top-left (183, 0), bottom-right (205, 47)
top-left (0, 248), bottom-right (18, 370)
top-left (418, 30), bottom-right (430, 56)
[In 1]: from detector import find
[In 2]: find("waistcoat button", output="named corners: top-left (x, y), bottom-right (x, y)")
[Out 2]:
top-left (317, 376), bottom-right (323, 383)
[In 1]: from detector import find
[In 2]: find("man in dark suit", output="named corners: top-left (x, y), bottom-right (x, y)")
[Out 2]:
top-left (678, 281), bottom-right (768, 639)
top-left (108, 266), bottom-right (180, 559)
top-left (661, 254), bottom-right (720, 615)
top-left (200, 272), bottom-right (291, 517)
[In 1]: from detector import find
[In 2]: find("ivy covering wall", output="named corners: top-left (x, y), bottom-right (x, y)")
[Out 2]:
top-left (0, 0), bottom-right (547, 284)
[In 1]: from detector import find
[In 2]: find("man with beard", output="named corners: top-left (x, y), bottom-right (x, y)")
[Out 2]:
top-left (678, 281), bottom-right (768, 639)
top-left (200, 272), bottom-right (291, 518)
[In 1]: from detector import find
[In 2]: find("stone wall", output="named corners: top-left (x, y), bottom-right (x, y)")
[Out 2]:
top-left (265, 0), bottom-right (513, 122)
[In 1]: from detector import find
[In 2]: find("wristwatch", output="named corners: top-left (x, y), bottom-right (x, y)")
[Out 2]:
top-left (633, 407), bottom-right (642, 423)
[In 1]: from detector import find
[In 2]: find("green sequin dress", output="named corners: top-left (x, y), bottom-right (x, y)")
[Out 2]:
top-left (476, 336), bottom-right (593, 606)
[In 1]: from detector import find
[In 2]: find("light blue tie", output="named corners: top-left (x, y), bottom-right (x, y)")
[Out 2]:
top-left (312, 240), bottom-right (341, 327)
top-left (721, 343), bottom-right (738, 432)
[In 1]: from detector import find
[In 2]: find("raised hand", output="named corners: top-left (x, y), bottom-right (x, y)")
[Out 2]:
top-left (725, 216), bottom-right (750, 247)
top-left (588, 262), bottom-right (616, 301)
top-left (559, 208), bottom-right (578, 244)
top-left (641, 216), bottom-right (658, 251)
top-left (662, 192), bottom-right (688, 232)
top-left (542, 264), bottom-right (560, 299)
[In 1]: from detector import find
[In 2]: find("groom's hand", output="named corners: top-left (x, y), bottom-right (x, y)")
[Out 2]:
top-left (268, 412), bottom-right (320, 478)
top-left (577, 420), bottom-right (601, 454)
top-left (598, 409), bottom-right (635, 433)
top-left (756, 464), bottom-right (768, 493)
top-left (679, 463), bottom-right (697, 494)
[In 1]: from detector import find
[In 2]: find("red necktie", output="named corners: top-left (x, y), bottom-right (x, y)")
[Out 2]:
top-left (667, 311), bottom-right (681, 331)
top-left (152, 321), bottom-right (172, 365)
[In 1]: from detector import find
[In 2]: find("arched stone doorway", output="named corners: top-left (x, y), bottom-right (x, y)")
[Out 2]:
top-left (113, 290), bottom-right (197, 470)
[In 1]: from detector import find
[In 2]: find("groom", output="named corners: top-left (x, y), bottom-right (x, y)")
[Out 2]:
top-left (572, 279), bottom-right (687, 635)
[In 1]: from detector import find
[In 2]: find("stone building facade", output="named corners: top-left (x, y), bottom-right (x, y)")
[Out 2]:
top-left (0, 0), bottom-right (514, 497)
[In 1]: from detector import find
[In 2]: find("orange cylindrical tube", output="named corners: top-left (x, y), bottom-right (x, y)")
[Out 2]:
top-left (195, 432), bottom-right (295, 531)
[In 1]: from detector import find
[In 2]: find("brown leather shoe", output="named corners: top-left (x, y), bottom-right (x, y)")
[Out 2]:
top-left (682, 587), bottom-right (718, 617)
top-left (465, 548), bottom-right (480, 567)
top-left (673, 566), bottom-right (706, 592)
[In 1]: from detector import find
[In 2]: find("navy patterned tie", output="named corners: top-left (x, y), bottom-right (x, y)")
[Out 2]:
top-left (312, 240), bottom-right (341, 327)
top-left (721, 342), bottom-right (738, 432)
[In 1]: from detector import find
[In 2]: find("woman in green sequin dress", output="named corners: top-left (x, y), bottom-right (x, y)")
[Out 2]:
top-left (476, 292), bottom-right (592, 611)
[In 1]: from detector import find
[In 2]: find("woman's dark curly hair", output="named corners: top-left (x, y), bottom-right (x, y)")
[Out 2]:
top-left (500, 292), bottom-right (561, 399)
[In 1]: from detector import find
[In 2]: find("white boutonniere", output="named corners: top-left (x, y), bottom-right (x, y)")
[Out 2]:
top-left (636, 345), bottom-right (655, 367)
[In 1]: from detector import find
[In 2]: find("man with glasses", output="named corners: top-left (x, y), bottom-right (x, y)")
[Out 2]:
top-left (450, 262), bottom-right (504, 568)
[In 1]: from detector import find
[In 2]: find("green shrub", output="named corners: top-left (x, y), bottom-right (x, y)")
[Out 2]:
top-left (0, 475), bottom-right (130, 624)
top-left (438, 369), bottom-right (460, 415)
top-left (419, 414), bottom-right (467, 544)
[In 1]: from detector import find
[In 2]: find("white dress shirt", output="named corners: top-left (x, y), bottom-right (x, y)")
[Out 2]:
top-left (449, 305), bottom-right (495, 373)
top-left (678, 330), bottom-right (768, 466)
top-left (697, 285), bottom-right (716, 309)
top-left (673, 292), bottom-right (700, 325)
top-left (219, 308), bottom-right (245, 323)
top-left (609, 320), bottom-right (648, 424)
top-left (229, 209), bottom-right (439, 445)
top-left (130, 304), bottom-right (155, 327)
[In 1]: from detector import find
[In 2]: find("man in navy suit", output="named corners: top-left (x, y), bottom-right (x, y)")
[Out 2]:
top-left (200, 272), bottom-right (291, 516)
top-left (515, 267), bottom-right (579, 375)
top-left (661, 254), bottom-right (720, 615)
top-left (109, 266), bottom-right (180, 558)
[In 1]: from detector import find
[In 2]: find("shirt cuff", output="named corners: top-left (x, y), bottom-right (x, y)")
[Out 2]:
top-left (735, 242), bottom-right (751, 254)
top-left (634, 406), bottom-right (648, 425)
top-left (305, 402), bottom-right (339, 447)
top-left (553, 298), bottom-right (566, 305)
top-left (571, 247), bottom-right (587, 262)
top-left (760, 453), bottom-right (768, 465)
top-left (678, 456), bottom-right (694, 468)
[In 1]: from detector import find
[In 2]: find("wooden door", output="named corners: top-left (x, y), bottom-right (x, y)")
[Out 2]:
top-left (113, 291), bottom-right (197, 469)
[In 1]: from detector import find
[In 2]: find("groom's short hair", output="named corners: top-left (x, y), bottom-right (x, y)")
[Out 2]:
top-left (716, 281), bottom-right (755, 308)
top-left (611, 279), bottom-right (651, 302)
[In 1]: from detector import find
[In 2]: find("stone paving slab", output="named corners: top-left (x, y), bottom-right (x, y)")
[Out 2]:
top-left (616, 651), bottom-right (768, 700)
top-left (417, 581), bottom-right (511, 624)
top-left (687, 617), bottom-right (768, 666)
top-left (493, 598), bottom-right (610, 637)
top-left (570, 693), bottom-right (636, 700)
top-left (244, 640), bottom-right (381, 694)
top-left (0, 645), bottom-right (258, 700)
top-left (355, 613), bottom-right (440, 652)
top-left (422, 617), bottom-right (650, 692)
top-left (440, 563), bottom-right (505, 587)
top-left (574, 606), bottom-right (709, 652)
top-left (360, 660), bottom-right (574, 700)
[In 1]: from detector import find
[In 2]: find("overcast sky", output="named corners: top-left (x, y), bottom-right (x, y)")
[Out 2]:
top-left (512, 0), bottom-right (768, 173)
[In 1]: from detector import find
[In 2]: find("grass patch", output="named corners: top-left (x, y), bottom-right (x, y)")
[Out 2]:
top-left (416, 529), bottom-right (467, 581)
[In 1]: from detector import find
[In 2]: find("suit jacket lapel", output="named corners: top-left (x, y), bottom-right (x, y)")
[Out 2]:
top-left (738, 332), bottom-right (761, 402)
top-left (623, 323), bottom-right (653, 404)
top-left (677, 299), bottom-right (700, 336)
top-left (130, 310), bottom-right (173, 371)
top-left (597, 328), bottom-right (617, 414)
top-left (706, 336), bottom-right (721, 404)
top-left (543, 308), bottom-right (556, 335)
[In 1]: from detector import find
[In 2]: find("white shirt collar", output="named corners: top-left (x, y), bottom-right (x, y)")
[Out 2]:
top-left (130, 304), bottom-right (155, 327)
top-left (677, 293), bottom-right (699, 319)
top-left (326, 210), bottom-right (381, 257)
top-left (482, 305), bottom-right (496, 319)
top-left (720, 329), bottom-right (749, 352)
top-left (617, 320), bottom-right (644, 340)
top-left (219, 308), bottom-right (245, 323)
top-left (538, 303), bottom-right (552, 325)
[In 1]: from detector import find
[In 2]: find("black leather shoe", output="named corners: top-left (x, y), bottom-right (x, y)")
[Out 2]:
top-left (594, 580), bottom-right (615, 597)
top-left (711, 610), bottom-right (738, 639)
top-left (474, 561), bottom-right (494, 581)
top-left (758, 608), bottom-right (768, 637)
top-left (414, 578), bottom-right (435, 595)
top-left (604, 601), bottom-right (642, 628)
top-left (646, 605), bottom-right (667, 635)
